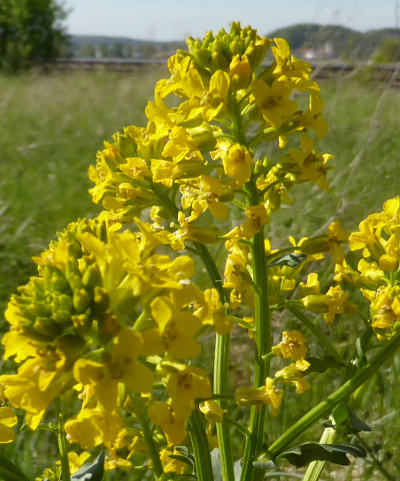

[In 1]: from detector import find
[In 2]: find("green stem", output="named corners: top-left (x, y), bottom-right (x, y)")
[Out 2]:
top-left (193, 242), bottom-right (235, 481)
top-left (268, 331), bottom-right (400, 458)
top-left (136, 410), bottom-right (164, 478)
top-left (56, 400), bottom-right (71, 481)
top-left (240, 181), bottom-right (271, 481)
top-left (224, 417), bottom-right (251, 437)
top-left (302, 426), bottom-right (337, 481)
top-left (288, 305), bottom-right (344, 365)
top-left (187, 410), bottom-right (215, 481)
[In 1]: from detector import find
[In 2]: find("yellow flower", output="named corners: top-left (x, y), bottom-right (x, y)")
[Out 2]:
top-left (199, 400), bottom-right (226, 423)
top-left (241, 203), bottom-right (269, 238)
top-left (349, 213), bottom-right (385, 261)
top-left (299, 273), bottom-right (320, 295)
top-left (73, 328), bottom-right (154, 411)
top-left (229, 54), bottom-right (253, 90)
top-left (202, 288), bottom-right (233, 334)
top-left (162, 126), bottom-right (200, 162)
top-left (272, 330), bottom-right (307, 362)
top-left (0, 356), bottom-right (71, 430)
top-left (0, 407), bottom-right (18, 444)
top-left (202, 70), bottom-right (230, 121)
top-left (160, 448), bottom-right (188, 474)
top-left (302, 285), bottom-right (356, 324)
top-left (150, 296), bottom-right (202, 359)
top-left (275, 363), bottom-right (310, 394)
top-left (300, 93), bottom-right (329, 139)
top-left (362, 285), bottom-right (400, 331)
top-left (66, 452), bottom-right (91, 475)
top-left (180, 175), bottom-right (229, 222)
top-left (165, 364), bottom-right (212, 419)
top-left (65, 405), bottom-right (125, 449)
top-left (148, 401), bottom-right (187, 445)
top-left (252, 79), bottom-right (297, 128)
top-left (217, 142), bottom-right (253, 186)
top-left (281, 136), bottom-right (332, 191)
top-left (235, 377), bottom-right (282, 410)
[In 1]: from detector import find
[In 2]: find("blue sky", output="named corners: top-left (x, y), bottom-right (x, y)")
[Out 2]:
top-left (64, 0), bottom-right (398, 41)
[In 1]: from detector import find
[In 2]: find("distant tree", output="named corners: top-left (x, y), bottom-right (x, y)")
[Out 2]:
top-left (139, 42), bottom-right (155, 58)
top-left (111, 41), bottom-right (124, 58)
top-left (79, 42), bottom-right (95, 58)
top-left (373, 38), bottom-right (400, 63)
top-left (99, 42), bottom-right (110, 58)
top-left (123, 43), bottom-right (134, 58)
top-left (0, 0), bottom-right (68, 71)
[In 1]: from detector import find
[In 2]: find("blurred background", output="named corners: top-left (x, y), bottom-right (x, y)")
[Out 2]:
top-left (1, 1), bottom-right (400, 479)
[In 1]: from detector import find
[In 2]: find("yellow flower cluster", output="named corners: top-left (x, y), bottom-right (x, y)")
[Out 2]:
top-left (343, 197), bottom-right (400, 337)
top-left (0, 216), bottom-right (222, 458)
top-left (3, 21), bottom-right (374, 475)
top-left (236, 330), bottom-right (310, 413)
top-left (89, 22), bottom-right (331, 248)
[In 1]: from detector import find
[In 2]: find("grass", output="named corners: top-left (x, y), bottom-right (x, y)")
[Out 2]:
top-left (1, 69), bottom-right (400, 480)
top-left (0, 67), bottom-right (166, 311)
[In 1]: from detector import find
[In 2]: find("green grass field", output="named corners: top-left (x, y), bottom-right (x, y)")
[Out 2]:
top-left (1, 69), bottom-right (400, 480)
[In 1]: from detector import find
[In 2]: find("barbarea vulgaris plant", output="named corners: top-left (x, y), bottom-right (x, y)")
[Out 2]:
top-left (2, 22), bottom-right (400, 481)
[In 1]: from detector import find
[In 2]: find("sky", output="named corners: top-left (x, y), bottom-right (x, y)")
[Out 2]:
top-left (63, 0), bottom-right (399, 41)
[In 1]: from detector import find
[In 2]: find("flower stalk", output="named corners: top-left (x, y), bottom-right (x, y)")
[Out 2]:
top-left (268, 331), bottom-right (400, 458)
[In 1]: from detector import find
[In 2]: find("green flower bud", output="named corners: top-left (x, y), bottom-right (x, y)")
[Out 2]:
top-left (73, 289), bottom-right (90, 313)
top-left (114, 132), bottom-right (137, 157)
top-left (82, 264), bottom-right (102, 289)
top-left (33, 316), bottom-right (61, 337)
top-left (93, 286), bottom-right (109, 313)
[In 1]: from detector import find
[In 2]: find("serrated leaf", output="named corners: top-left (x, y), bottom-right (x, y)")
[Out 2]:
top-left (278, 442), bottom-right (366, 467)
top-left (268, 253), bottom-right (307, 268)
top-left (71, 451), bottom-right (104, 481)
top-left (0, 451), bottom-right (31, 481)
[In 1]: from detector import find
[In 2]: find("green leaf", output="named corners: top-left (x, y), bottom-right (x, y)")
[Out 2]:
top-left (277, 442), bottom-right (367, 467)
top-left (327, 404), bottom-right (371, 434)
top-left (348, 409), bottom-right (371, 433)
top-left (211, 449), bottom-right (222, 481)
top-left (0, 451), bottom-right (31, 481)
top-left (234, 459), bottom-right (242, 481)
top-left (354, 338), bottom-right (367, 368)
top-left (168, 455), bottom-right (195, 468)
top-left (252, 460), bottom-right (277, 471)
top-left (268, 253), bottom-right (307, 267)
top-left (170, 446), bottom-right (195, 468)
top-left (71, 451), bottom-right (104, 481)
top-left (331, 403), bottom-right (349, 426)
top-left (305, 356), bottom-right (344, 373)
top-left (252, 455), bottom-right (278, 473)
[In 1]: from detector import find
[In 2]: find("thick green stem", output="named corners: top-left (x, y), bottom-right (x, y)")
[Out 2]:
top-left (193, 242), bottom-right (235, 481)
top-left (268, 331), bottom-right (400, 458)
top-left (288, 306), bottom-right (344, 364)
top-left (56, 400), bottom-right (71, 481)
top-left (187, 410), bottom-right (215, 481)
top-left (240, 181), bottom-right (271, 481)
